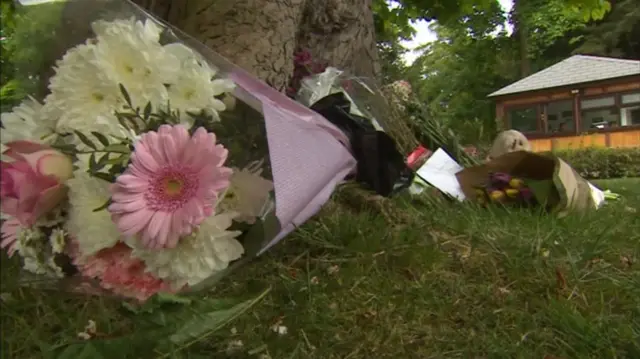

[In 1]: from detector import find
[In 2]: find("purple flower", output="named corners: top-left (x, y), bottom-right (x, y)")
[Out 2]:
top-left (490, 172), bottom-right (512, 186)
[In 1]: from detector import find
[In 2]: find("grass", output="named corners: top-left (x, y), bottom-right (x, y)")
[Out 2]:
top-left (2, 178), bottom-right (639, 359)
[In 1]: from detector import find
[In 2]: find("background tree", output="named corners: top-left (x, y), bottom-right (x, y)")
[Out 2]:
top-left (573, 0), bottom-right (640, 59)
top-left (407, 4), bottom-right (515, 145)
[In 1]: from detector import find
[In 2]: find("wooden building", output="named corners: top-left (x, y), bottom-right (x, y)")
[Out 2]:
top-left (489, 55), bottom-right (640, 152)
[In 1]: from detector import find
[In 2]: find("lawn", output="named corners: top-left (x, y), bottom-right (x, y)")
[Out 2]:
top-left (2, 178), bottom-right (639, 359)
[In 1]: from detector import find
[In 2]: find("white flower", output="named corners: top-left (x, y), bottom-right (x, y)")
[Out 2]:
top-left (128, 212), bottom-right (244, 288)
top-left (163, 43), bottom-right (235, 124)
top-left (66, 171), bottom-right (121, 256)
top-left (92, 18), bottom-right (179, 107)
top-left (35, 206), bottom-right (66, 228)
top-left (270, 324), bottom-right (288, 335)
top-left (46, 43), bottom-right (128, 139)
top-left (219, 161), bottom-right (274, 224)
top-left (14, 227), bottom-right (64, 278)
top-left (49, 228), bottom-right (67, 254)
top-left (0, 97), bottom-right (57, 148)
top-left (92, 17), bottom-right (163, 43)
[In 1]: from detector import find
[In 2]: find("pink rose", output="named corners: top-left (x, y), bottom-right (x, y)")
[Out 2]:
top-left (1, 140), bottom-right (73, 226)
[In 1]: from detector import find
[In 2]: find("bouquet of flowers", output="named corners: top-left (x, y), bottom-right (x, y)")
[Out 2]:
top-left (288, 56), bottom-right (413, 197)
top-left (474, 172), bottom-right (538, 207)
top-left (1, 0), bottom-right (356, 301)
top-left (294, 64), bottom-right (385, 132)
top-left (456, 151), bottom-right (601, 214)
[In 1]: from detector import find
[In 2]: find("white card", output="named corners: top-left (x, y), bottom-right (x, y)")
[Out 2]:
top-left (415, 148), bottom-right (466, 201)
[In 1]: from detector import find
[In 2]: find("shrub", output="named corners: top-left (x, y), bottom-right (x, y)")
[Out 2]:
top-left (548, 147), bottom-right (640, 179)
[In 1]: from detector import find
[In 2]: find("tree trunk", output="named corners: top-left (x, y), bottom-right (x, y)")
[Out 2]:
top-left (133, 0), bottom-right (380, 89)
top-left (512, 0), bottom-right (531, 78)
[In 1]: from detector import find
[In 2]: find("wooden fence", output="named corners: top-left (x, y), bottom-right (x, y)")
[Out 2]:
top-left (529, 129), bottom-right (640, 152)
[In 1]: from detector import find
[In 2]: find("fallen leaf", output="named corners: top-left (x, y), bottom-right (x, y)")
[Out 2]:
top-left (327, 265), bottom-right (340, 275)
top-left (497, 287), bottom-right (511, 295)
top-left (77, 332), bottom-right (91, 340)
top-left (555, 267), bottom-right (567, 290)
top-left (362, 309), bottom-right (377, 319)
top-left (270, 324), bottom-right (288, 335)
top-left (226, 339), bottom-right (244, 354)
top-left (586, 258), bottom-right (603, 268)
top-left (620, 255), bottom-right (633, 269)
top-left (289, 269), bottom-right (298, 279)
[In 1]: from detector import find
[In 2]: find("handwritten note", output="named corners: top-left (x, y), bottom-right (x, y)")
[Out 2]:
top-left (415, 148), bottom-right (466, 201)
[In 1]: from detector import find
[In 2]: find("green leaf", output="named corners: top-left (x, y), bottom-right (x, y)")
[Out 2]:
top-left (116, 115), bottom-right (130, 132)
top-left (88, 153), bottom-right (98, 173)
top-left (109, 163), bottom-right (126, 177)
top-left (102, 144), bottom-right (131, 154)
top-left (91, 131), bottom-right (110, 147)
top-left (91, 172), bottom-right (115, 183)
top-left (51, 144), bottom-right (77, 154)
top-left (105, 153), bottom-right (130, 165)
top-left (155, 293), bottom-right (193, 305)
top-left (97, 153), bottom-right (111, 168)
top-left (143, 102), bottom-right (152, 121)
top-left (73, 131), bottom-right (96, 150)
top-left (92, 197), bottom-right (112, 212)
top-left (119, 83), bottom-right (132, 107)
top-left (169, 288), bottom-right (271, 344)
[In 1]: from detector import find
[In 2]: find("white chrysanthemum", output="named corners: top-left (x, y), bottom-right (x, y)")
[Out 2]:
top-left (163, 43), bottom-right (235, 123)
top-left (219, 161), bottom-right (274, 224)
top-left (66, 171), bottom-right (121, 256)
top-left (47, 43), bottom-right (128, 138)
top-left (128, 212), bottom-right (244, 288)
top-left (92, 16), bottom-right (163, 43)
top-left (0, 96), bottom-right (57, 147)
top-left (92, 18), bottom-right (179, 107)
top-left (15, 227), bottom-right (64, 278)
top-left (49, 228), bottom-right (67, 254)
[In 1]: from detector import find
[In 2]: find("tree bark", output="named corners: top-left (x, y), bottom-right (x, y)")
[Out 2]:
top-left (512, 0), bottom-right (531, 78)
top-left (134, 0), bottom-right (380, 89)
top-left (296, 0), bottom-right (380, 79)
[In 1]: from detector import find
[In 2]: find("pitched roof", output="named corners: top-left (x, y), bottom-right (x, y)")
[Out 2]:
top-left (488, 55), bottom-right (640, 97)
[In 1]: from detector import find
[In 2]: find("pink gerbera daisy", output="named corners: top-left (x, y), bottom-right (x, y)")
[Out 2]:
top-left (70, 241), bottom-right (177, 301)
top-left (1, 218), bottom-right (22, 257)
top-left (109, 125), bottom-right (232, 249)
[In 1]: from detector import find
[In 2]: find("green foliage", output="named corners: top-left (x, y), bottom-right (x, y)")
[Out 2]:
top-left (1, 0), bottom-right (19, 112)
top-left (573, 0), bottom-right (640, 59)
top-left (550, 147), bottom-right (640, 179)
top-left (52, 289), bottom-right (270, 359)
top-left (406, 5), bottom-right (513, 143)
top-left (404, 101), bottom-right (481, 166)
top-left (1, 1), bottom-right (65, 104)
top-left (510, 0), bottom-right (589, 69)
top-left (371, 0), bottom-right (620, 151)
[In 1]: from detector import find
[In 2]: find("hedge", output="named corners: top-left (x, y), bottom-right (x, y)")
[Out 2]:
top-left (547, 147), bottom-right (640, 180)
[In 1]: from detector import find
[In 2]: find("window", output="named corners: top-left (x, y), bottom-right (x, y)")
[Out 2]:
top-left (622, 92), bottom-right (640, 105)
top-left (581, 96), bottom-right (615, 110)
top-left (621, 106), bottom-right (640, 126)
top-left (508, 107), bottom-right (538, 132)
top-left (546, 100), bottom-right (574, 133)
top-left (582, 108), bottom-right (620, 130)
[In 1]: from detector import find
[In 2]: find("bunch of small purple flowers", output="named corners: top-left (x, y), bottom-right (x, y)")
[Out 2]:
top-left (286, 49), bottom-right (329, 98)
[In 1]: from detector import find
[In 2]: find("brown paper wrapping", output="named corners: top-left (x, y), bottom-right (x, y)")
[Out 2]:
top-left (455, 151), bottom-right (595, 214)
